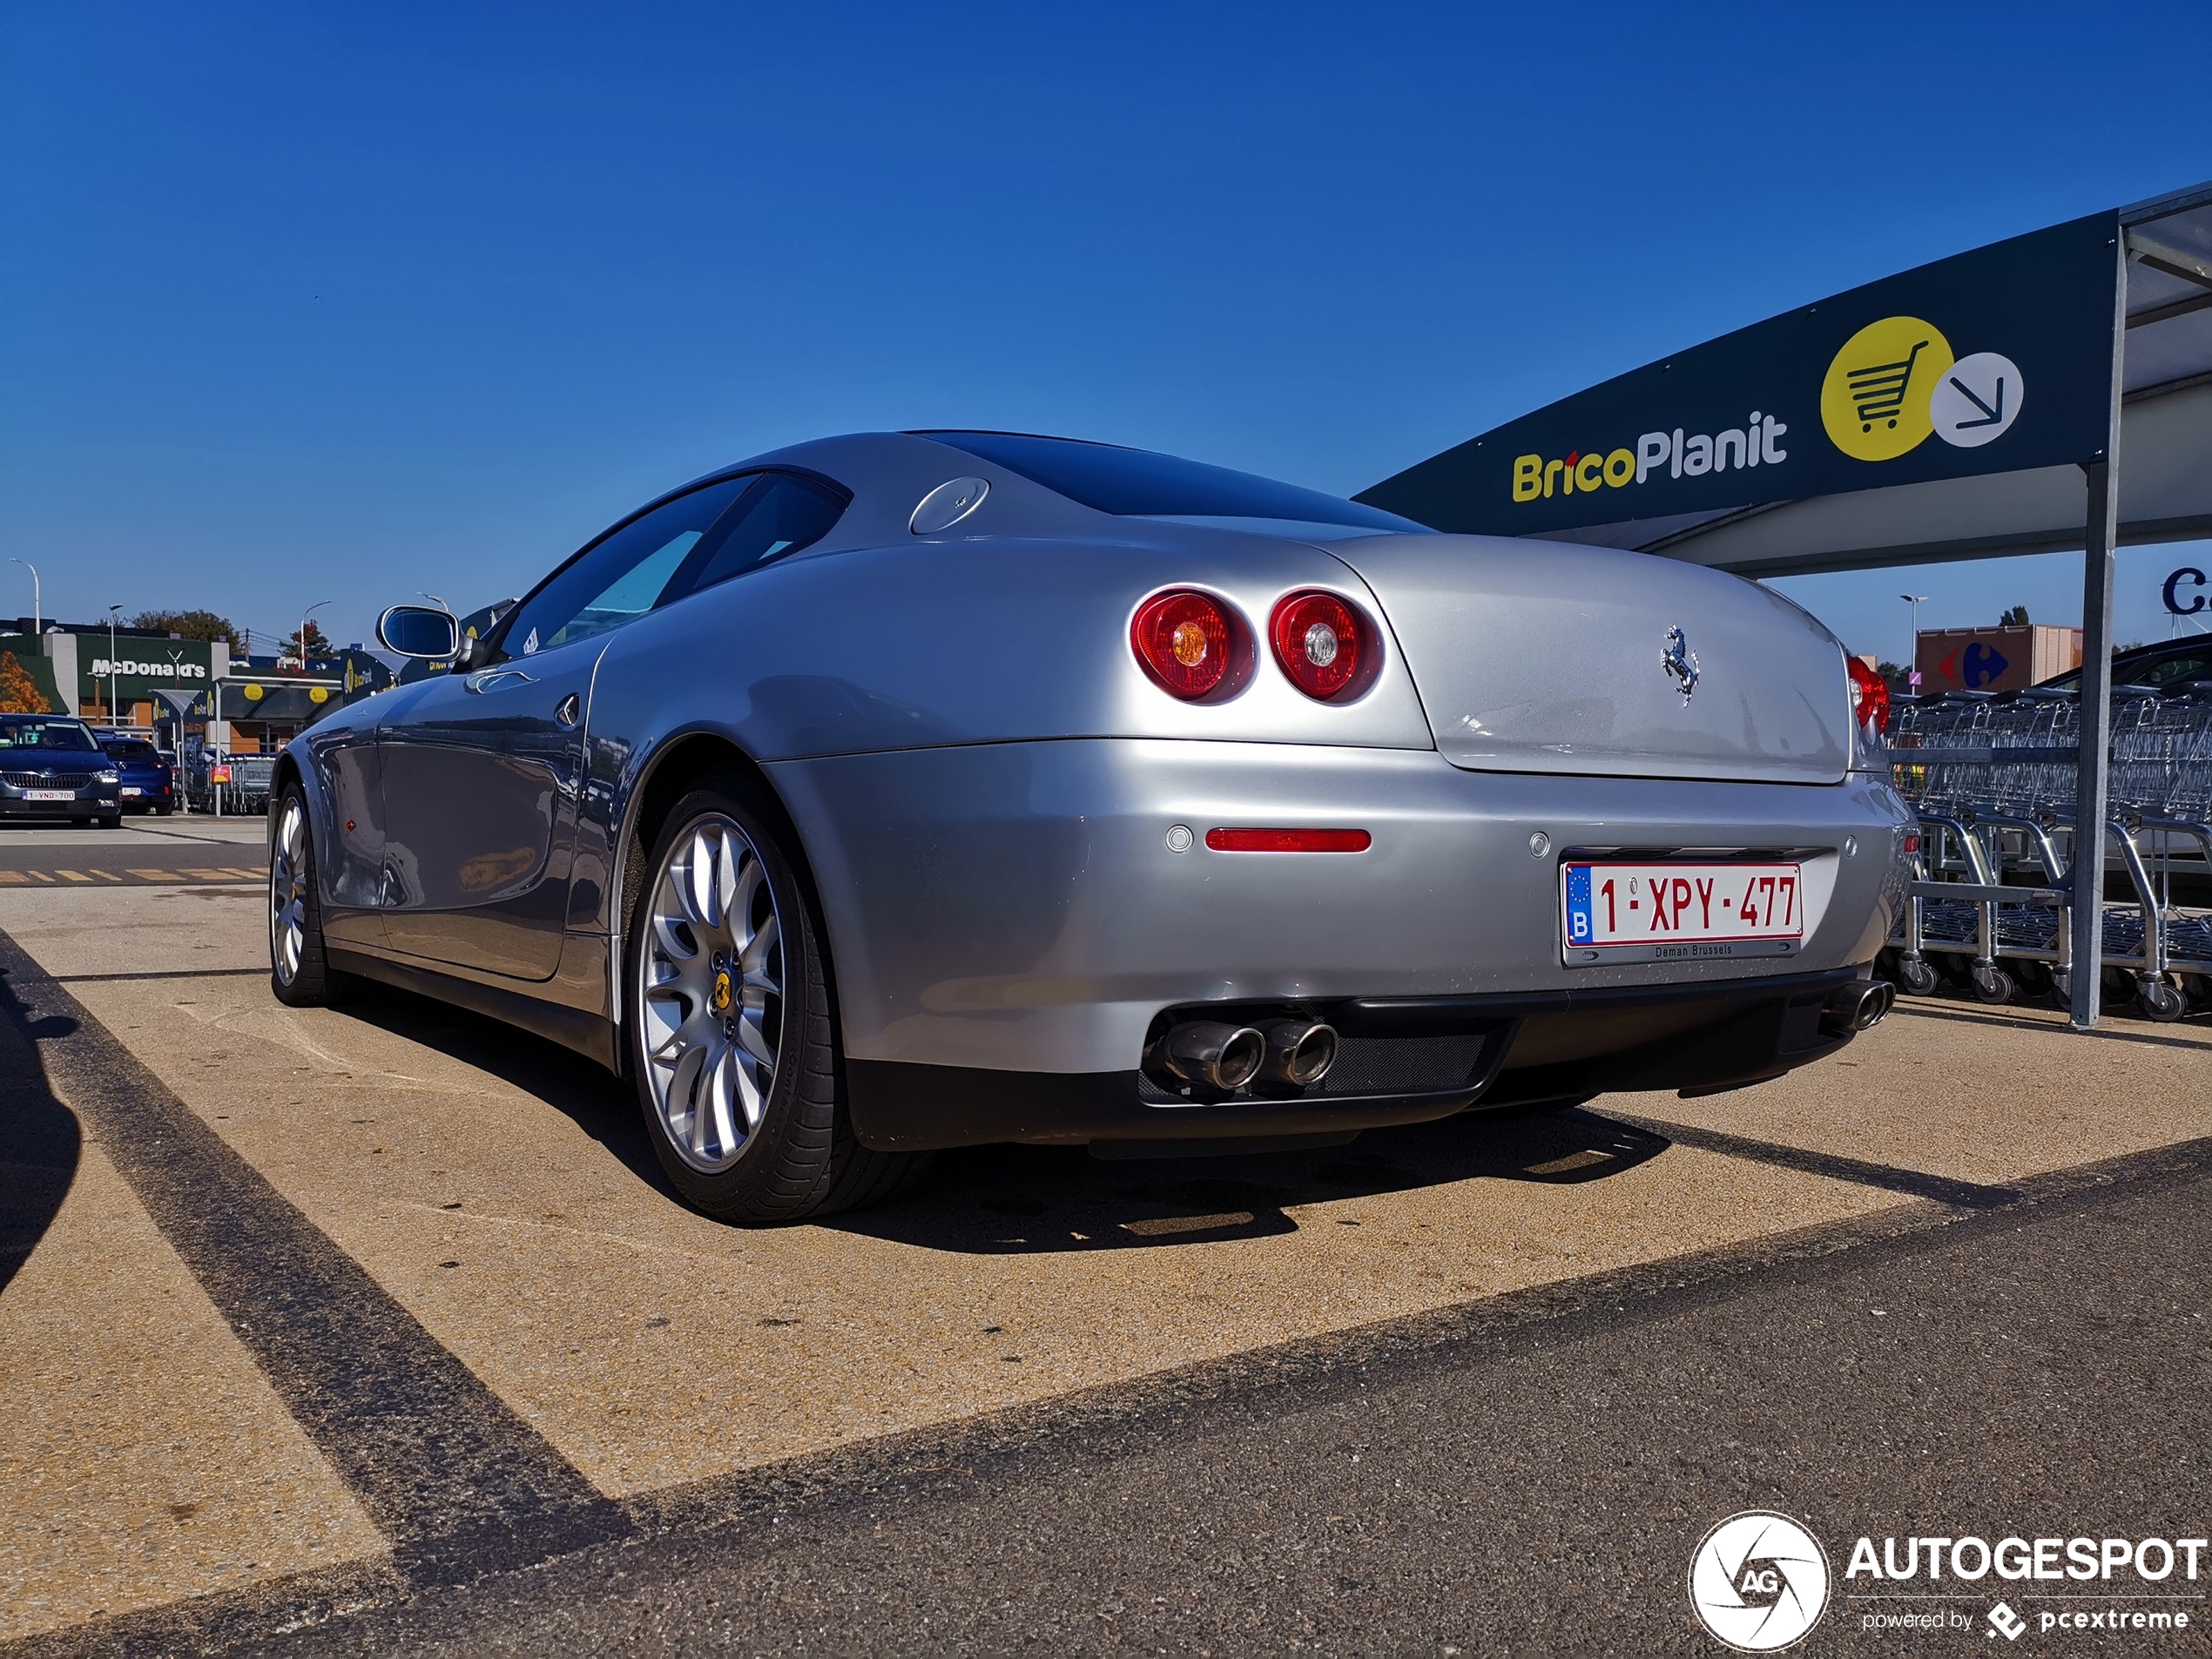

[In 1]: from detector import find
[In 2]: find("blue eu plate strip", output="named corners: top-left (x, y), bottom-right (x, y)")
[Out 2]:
top-left (1564, 863), bottom-right (1594, 945)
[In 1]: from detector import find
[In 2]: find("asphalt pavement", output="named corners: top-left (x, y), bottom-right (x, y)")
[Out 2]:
top-left (240, 1142), bottom-right (2212, 1656)
top-left (3, 829), bottom-right (2208, 1656)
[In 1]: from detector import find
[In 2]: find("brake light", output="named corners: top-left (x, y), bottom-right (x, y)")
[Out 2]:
top-left (1269, 590), bottom-right (1366, 700)
top-left (1847, 655), bottom-right (1892, 735)
top-left (1131, 590), bottom-right (1234, 698)
top-left (1205, 827), bottom-right (1372, 852)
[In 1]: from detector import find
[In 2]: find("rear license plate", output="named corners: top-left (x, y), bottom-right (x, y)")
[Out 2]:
top-left (24, 789), bottom-right (72, 801)
top-left (1562, 861), bottom-right (1804, 965)
top-left (121, 786), bottom-right (142, 797)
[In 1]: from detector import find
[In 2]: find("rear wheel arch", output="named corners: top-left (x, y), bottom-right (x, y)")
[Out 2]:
top-left (612, 733), bottom-right (837, 1070)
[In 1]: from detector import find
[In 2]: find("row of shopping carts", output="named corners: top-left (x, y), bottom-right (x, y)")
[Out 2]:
top-left (1881, 679), bottom-right (2212, 1020)
top-left (179, 751), bottom-right (278, 815)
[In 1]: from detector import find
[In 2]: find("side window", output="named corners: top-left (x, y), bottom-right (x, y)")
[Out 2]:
top-left (497, 476), bottom-right (754, 659)
top-left (661, 473), bottom-right (846, 604)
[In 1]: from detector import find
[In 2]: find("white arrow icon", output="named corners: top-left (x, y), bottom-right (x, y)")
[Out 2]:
top-left (1932, 352), bottom-right (2025, 448)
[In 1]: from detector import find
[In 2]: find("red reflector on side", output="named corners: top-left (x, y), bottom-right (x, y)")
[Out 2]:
top-left (1204, 827), bottom-right (1372, 853)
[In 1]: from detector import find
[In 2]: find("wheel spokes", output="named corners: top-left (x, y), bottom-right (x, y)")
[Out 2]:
top-left (638, 812), bottom-right (786, 1175)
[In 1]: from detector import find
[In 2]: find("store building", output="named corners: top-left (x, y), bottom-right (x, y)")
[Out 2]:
top-left (0, 622), bottom-right (390, 753)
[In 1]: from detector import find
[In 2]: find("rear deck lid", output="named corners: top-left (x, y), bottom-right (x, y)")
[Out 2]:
top-left (1326, 534), bottom-right (1851, 784)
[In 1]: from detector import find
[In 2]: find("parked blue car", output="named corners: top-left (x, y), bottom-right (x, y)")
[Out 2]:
top-left (99, 735), bottom-right (177, 815)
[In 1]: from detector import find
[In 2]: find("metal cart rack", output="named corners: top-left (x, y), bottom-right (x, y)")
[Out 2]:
top-left (1884, 683), bottom-right (2212, 1022)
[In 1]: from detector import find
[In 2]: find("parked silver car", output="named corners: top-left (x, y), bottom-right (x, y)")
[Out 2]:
top-left (272, 431), bottom-right (1910, 1222)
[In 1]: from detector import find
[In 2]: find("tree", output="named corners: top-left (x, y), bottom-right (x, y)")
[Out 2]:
top-left (131, 609), bottom-right (245, 652)
top-left (1999, 604), bottom-right (2031, 627)
top-left (283, 619), bottom-right (333, 661)
top-left (0, 651), bottom-right (49, 714)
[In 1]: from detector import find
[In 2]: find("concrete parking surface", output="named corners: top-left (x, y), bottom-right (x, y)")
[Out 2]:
top-left (1, 820), bottom-right (2208, 1652)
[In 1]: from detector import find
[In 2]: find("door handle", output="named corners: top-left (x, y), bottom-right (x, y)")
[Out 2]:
top-left (464, 667), bottom-right (537, 695)
top-left (555, 692), bottom-right (582, 730)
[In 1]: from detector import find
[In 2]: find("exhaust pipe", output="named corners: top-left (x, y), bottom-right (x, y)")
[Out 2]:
top-left (1821, 979), bottom-right (1895, 1036)
top-left (1157, 1022), bottom-right (1267, 1090)
top-left (1259, 1020), bottom-right (1339, 1087)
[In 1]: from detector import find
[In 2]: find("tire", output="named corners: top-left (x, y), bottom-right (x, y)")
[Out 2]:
top-left (1969, 964), bottom-right (2014, 1005)
top-left (154, 804), bottom-right (174, 816)
top-left (1897, 954), bottom-right (1941, 996)
top-left (268, 785), bottom-right (342, 1007)
top-left (98, 814), bottom-right (122, 830)
top-left (626, 779), bottom-right (917, 1224)
top-left (2139, 974), bottom-right (2188, 1023)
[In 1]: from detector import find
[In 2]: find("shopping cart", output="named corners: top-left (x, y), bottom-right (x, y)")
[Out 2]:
top-left (1884, 683), bottom-right (2212, 1022)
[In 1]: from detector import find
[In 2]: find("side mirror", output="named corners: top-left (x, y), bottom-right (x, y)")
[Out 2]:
top-left (377, 604), bottom-right (461, 660)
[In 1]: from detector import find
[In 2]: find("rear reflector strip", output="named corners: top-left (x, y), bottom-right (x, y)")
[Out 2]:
top-left (1204, 827), bottom-right (1372, 853)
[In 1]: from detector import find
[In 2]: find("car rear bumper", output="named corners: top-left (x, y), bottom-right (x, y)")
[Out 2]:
top-left (846, 967), bottom-right (1878, 1150)
top-left (768, 738), bottom-right (1914, 1116)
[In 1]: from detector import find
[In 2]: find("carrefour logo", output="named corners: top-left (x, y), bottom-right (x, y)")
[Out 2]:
top-left (1510, 414), bottom-right (1790, 504)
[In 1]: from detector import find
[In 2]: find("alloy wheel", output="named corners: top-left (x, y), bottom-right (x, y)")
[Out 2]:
top-left (637, 813), bottom-right (785, 1173)
top-left (270, 797), bottom-right (309, 986)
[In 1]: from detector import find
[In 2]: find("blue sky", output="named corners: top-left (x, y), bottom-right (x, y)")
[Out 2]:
top-left (4, 1), bottom-right (2209, 659)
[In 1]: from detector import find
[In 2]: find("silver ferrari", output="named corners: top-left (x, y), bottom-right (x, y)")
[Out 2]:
top-left (272, 431), bottom-right (1911, 1222)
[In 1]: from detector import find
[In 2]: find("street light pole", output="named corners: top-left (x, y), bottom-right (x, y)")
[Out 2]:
top-left (10, 558), bottom-right (38, 635)
top-left (106, 604), bottom-right (122, 728)
top-left (1900, 594), bottom-right (1928, 687)
top-left (300, 600), bottom-right (334, 667)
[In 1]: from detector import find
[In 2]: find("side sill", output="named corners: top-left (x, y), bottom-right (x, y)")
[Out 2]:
top-left (327, 946), bottom-right (617, 1071)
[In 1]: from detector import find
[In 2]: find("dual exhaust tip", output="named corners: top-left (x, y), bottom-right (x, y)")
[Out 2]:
top-left (1153, 1019), bottom-right (1339, 1092)
top-left (1822, 978), bottom-right (1895, 1035)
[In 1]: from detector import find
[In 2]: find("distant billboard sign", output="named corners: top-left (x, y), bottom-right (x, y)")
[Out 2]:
top-left (1359, 213), bottom-right (2121, 536)
top-left (1914, 624), bottom-right (2082, 695)
top-left (80, 637), bottom-right (217, 704)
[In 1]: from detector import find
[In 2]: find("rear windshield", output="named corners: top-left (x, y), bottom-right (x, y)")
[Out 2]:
top-left (105, 738), bottom-right (160, 759)
top-left (914, 431), bottom-right (1422, 532)
top-left (0, 718), bottom-right (98, 752)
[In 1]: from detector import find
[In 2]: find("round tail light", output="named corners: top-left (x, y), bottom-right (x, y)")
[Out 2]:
top-left (1131, 590), bottom-right (1234, 699)
top-left (1269, 590), bottom-right (1366, 700)
top-left (1847, 655), bottom-right (1892, 735)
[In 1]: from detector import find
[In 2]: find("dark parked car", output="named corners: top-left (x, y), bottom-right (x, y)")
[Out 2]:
top-left (0, 715), bottom-right (121, 826)
top-left (2038, 636), bottom-right (2212, 693)
top-left (99, 735), bottom-right (177, 815)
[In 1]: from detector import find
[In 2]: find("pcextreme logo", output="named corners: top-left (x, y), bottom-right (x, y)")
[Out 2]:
top-left (1822, 315), bottom-right (2024, 462)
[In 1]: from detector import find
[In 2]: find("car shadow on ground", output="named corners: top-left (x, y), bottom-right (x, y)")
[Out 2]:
top-left (828, 1108), bottom-right (1671, 1255)
top-left (319, 982), bottom-right (1670, 1251)
top-left (0, 967), bottom-right (84, 1291)
top-left (330, 977), bottom-right (678, 1200)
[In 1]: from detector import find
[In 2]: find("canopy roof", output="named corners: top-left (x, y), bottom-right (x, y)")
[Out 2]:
top-left (1376, 184), bottom-right (2212, 579)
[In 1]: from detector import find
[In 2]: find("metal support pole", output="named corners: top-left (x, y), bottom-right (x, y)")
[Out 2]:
top-left (2067, 227), bottom-right (2129, 1030)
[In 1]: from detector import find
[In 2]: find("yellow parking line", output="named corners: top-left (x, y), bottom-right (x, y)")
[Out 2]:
top-left (30, 871), bottom-right (56, 884)
top-left (93, 870), bottom-right (123, 883)
top-left (125, 870), bottom-right (181, 882)
top-left (0, 871), bottom-right (25, 885)
top-left (57, 870), bottom-right (91, 883)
